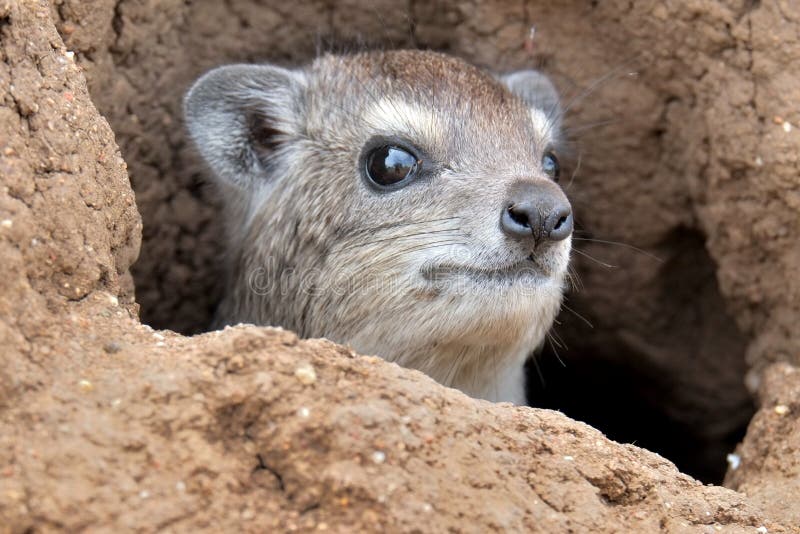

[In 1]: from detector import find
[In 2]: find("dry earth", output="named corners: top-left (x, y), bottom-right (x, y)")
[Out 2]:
top-left (1, 0), bottom-right (799, 532)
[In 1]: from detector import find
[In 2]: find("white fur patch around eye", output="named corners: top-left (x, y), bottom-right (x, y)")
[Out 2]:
top-left (530, 108), bottom-right (555, 144)
top-left (363, 98), bottom-right (443, 144)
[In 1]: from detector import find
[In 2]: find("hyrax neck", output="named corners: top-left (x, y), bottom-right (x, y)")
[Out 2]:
top-left (388, 341), bottom-right (531, 404)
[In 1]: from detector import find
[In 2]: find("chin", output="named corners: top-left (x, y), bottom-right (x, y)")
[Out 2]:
top-left (420, 270), bottom-right (566, 348)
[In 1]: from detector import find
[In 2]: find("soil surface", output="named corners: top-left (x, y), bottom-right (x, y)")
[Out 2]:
top-left (0, 0), bottom-right (798, 532)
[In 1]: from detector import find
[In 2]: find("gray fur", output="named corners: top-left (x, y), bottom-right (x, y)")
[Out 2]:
top-left (184, 50), bottom-right (572, 404)
top-left (500, 69), bottom-right (562, 130)
top-left (184, 64), bottom-right (307, 190)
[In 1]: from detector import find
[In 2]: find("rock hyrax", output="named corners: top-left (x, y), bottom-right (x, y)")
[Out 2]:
top-left (184, 50), bottom-right (573, 404)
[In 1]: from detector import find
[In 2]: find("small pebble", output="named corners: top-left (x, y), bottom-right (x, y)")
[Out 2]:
top-left (294, 363), bottom-right (317, 385)
top-left (783, 121), bottom-right (792, 133)
top-left (774, 404), bottom-right (790, 416)
top-left (228, 355), bottom-right (246, 371)
top-left (139, 490), bottom-right (150, 499)
top-left (103, 341), bottom-right (121, 354)
top-left (0, 219), bottom-right (12, 228)
top-left (175, 481), bottom-right (186, 492)
top-left (371, 451), bottom-right (386, 464)
top-left (297, 407), bottom-right (310, 418)
top-left (756, 527), bottom-right (768, 534)
top-left (726, 453), bottom-right (741, 470)
top-left (754, 156), bottom-right (763, 166)
top-left (78, 379), bottom-right (94, 392)
top-left (563, 455), bottom-right (574, 461)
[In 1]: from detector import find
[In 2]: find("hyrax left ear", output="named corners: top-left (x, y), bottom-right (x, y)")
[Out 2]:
top-left (500, 70), bottom-right (562, 131)
top-left (183, 64), bottom-right (306, 190)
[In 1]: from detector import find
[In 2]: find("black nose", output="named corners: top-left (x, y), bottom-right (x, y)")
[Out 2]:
top-left (500, 182), bottom-right (573, 243)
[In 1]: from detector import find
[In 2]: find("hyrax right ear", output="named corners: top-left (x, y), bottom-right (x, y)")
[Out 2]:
top-left (183, 64), bottom-right (306, 190)
top-left (500, 70), bottom-right (561, 131)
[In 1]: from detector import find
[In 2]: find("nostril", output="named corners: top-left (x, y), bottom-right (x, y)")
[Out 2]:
top-left (547, 207), bottom-right (573, 241)
top-left (501, 202), bottom-right (539, 239)
top-left (507, 205), bottom-right (530, 228)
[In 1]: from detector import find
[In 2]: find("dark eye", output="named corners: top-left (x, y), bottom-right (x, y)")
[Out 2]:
top-left (365, 145), bottom-right (420, 187)
top-left (542, 152), bottom-right (560, 182)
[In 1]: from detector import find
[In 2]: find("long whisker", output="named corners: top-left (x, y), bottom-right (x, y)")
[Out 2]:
top-left (565, 150), bottom-right (582, 191)
top-left (572, 237), bottom-right (663, 263)
top-left (378, 239), bottom-right (466, 265)
top-left (546, 332), bottom-right (566, 368)
top-left (332, 227), bottom-right (462, 255)
top-left (559, 54), bottom-right (642, 118)
top-left (571, 247), bottom-right (617, 269)
top-left (560, 302), bottom-right (594, 329)
top-left (334, 216), bottom-right (462, 248)
top-left (566, 264), bottom-right (584, 292)
top-left (541, 54), bottom-right (642, 144)
top-left (361, 216), bottom-right (462, 235)
top-left (561, 117), bottom-right (619, 135)
top-left (529, 352), bottom-right (546, 388)
top-left (549, 327), bottom-right (569, 351)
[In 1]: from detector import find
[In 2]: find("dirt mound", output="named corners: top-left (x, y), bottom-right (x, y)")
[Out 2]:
top-left (1, 0), bottom-right (798, 531)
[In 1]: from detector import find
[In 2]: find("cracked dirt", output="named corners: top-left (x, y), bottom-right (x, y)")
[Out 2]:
top-left (1, 0), bottom-right (799, 532)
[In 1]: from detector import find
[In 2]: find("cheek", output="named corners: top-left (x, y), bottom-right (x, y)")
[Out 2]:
top-left (554, 238), bottom-right (572, 267)
top-left (537, 240), bottom-right (571, 281)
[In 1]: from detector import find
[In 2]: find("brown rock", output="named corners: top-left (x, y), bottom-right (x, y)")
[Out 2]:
top-left (726, 363), bottom-right (800, 527)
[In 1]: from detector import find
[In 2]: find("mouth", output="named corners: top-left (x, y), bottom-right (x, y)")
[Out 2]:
top-left (420, 254), bottom-right (547, 284)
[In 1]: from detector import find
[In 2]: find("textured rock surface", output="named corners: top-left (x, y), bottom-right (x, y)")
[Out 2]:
top-left (726, 362), bottom-right (800, 528)
top-left (0, 0), bottom-right (798, 532)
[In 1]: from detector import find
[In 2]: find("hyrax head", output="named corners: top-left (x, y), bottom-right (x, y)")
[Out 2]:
top-left (185, 50), bottom-right (572, 400)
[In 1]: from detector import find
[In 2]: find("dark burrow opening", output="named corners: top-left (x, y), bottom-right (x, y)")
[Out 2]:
top-left (526, 345), bottom-right (751, 483)
top-left (526, 229), bottom-right (755, 483)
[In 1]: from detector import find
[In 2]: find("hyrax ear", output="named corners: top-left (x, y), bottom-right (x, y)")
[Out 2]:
top-left (183, 64), bottom-right (306, 190)
top-left (500, 70), bottom-right (561, 131)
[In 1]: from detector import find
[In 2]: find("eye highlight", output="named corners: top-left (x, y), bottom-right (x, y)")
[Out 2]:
top-left (365, 145), bottom-right (420, 188)
top-left (541, 151), bottom-right (560, 182)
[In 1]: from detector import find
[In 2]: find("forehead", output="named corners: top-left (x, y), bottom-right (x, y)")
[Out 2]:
top-left (308, 51), bottom-right (555, 163)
